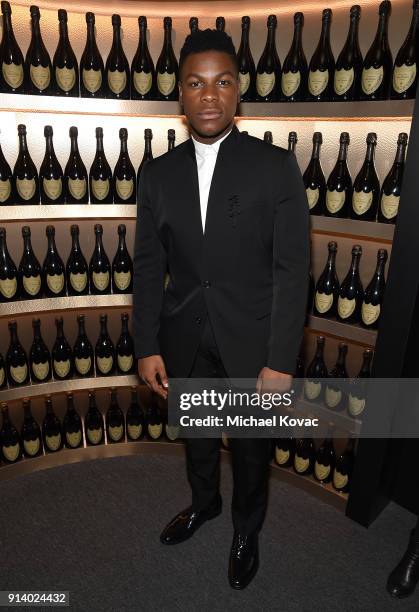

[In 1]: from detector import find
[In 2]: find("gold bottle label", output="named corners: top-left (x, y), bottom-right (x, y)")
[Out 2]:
top-left (55, 66), bottom-right (76, 92)
top-left (326, 189), bottom-right (345, 214)
top-left (294, 455), bottom-right (309, 473)
top-left (92, 271), bottom-right (109, 292)
top-left (32, 360), bottom-right (49, 381)
top-left (352, 190), bottom-right (373, 216)
top-left (362, 66), bottom-right (383, 95)
top-left (3, 442), bottom-right (19, 461)
top-left (333, 470), bottom-right (348, 490)
top-left (380, 193), bottom-right (399, 220)
top-left (46, 432), bottom-right (61, 451)
top-left (221, 432), bottom-right (229, 448)
top-left (54, 359), bottom-right (70, 378)
top-left (2, 61), bottom-right (23, 88)
top-left (361, 302), bottom-right (380, 326)
top-left (348, 393), bottom-right (365, 416)
top-left (256, 71), bottom-right (275, 97)
top-left (304, 379), bottom-right (321, 400)
top-left (47, 273), bottom-right (64, 294)
top-left (148, 423), bottom-right (162, 439)
top-left (70, 272), bottom-right (87, 293)
top-left (117, 354), bottom-right (133, 372)
top-left (24, 438), bottom-right (40, 456)
top-left (91, 178), bottom-right (110, 200)
top-left (306, 187), bottom-right (319, 210)
top-left (23, 275), bottom-right (41, 296)
top-left (10, 363), bottom-right (27, 383)
top-left (43, 177), bottom-right (62, 200)
top-left (68, 177), bottom-right (87, 200)
top-left (239, 71), bottom-right (250, 95)
top-left (75, 356), bottom-right (91, 375)
top-left (325, 386), bottom-right (342, 408)
top-left (334, 67), bottom-right (354, 95)
top-left (157, 71), bottom-right (176, 96)
top-left (66, 430), bottom-right (82, 448)
top-left (87, 427), bottom-right (102, 444)
top-left (0, 367), bottom-right (4, 387)
top-left (281, 71), bottom-right (300, 97)
top-left (166, 424), bottom-right (179, 440)
top-left (108, 424), bottom-right (123, 442)
top-left (96, 355), bottom-right (113, 374)
top-left (133, 70), bottom-right (152, 95)
top-left (338, 296), bottom-right (356, 319)
top-left (0, 277), bottom-right (17, 299)
top-left (314, 462), bottom-right (330, 481)
top-left (275, 447), bottom-right (290, 465)
top-left (393, 63), bottom-right (416, 93)
top-left (83, 68), bottom-right (102, 93)
top-left (114, 270), bottom-right (131, 291)
top-left (116, 178), bottom-right (134, 200)
top-left (315, 291), bottom-right (333, 314)
top-left (308, 69), bottom-right (328, 96)
top-left (16, 177), bottom-right (36, 200)
top-left (128, 423), bottom-right (142, 440)
top-left (0, 178), bottom-right (11, 202)
top-left (30, 63), bottom-right (50, 90)
top-left (108, 69), bottom-right (127, 94)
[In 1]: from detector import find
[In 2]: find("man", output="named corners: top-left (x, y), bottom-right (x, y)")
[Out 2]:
top-left (133, 28), bottom-right (310, 589)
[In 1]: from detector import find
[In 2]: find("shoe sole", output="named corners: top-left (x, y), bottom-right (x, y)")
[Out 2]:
top-left (160, 507), bottom-right (222, 546)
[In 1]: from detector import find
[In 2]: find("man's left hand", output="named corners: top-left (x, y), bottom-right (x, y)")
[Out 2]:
top-left (256, 367), bottom-right (293, 395)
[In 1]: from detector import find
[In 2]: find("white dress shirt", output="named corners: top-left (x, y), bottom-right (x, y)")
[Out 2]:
top-left (191, 128), bottom-right (232, 232)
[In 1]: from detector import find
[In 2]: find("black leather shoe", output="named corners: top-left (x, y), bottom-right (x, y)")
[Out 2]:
top-left (387, 529), bottom-right (419, 598)
top-left (228, 532), bottom-right (259, 590)
top-left (160, 499), bottom-right (222, 545)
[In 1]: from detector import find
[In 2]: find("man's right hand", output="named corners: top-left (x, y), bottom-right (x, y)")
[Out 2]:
top-left (138, 355), bottom-right (168, 400)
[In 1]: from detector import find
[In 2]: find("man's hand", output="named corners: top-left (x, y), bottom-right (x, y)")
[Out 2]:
top-left (138, 355), bottom-right (168, 400)
top-left (256, 367), bottom-right (293, 395)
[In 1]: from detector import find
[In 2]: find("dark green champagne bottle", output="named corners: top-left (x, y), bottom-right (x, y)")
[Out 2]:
top-left (303, 132), bottom-right (326, 215)
top-left (138, 128), bottom-right (153, 179)
top-left (73, 314), bottom-right (94, 377)
top-left (126, 387), bottom-right (144, 442)
top-left (347, 350), bottom-right (372, 418)
top-left (89, 127), bottom-right (113, 204)
top-left (0, 403), bottom-right (22, 462)
top-left (21, 398), bottom-right (43, 458)
top-left (168, 129), bottom-right (175, 151)
top-left (147, 393), bottom-right (163, 440)
top-left (13, 124), bottom-right (40, 205)
top-left (337, 245), bottom-right (364, 323)
top-left (0, 131), bottom-right (13, 205)
top-left (131, 16), bottom-right (155, 100)
top-left (43, 225), bottom-right (66, 298)
top-left (237, 16), bottom-right (256, 102)
top-left (325, 132), bottom-right (352, 218)
top-left (42, 395), bottom-right (63, 453)
top-left (304, 336), bottom-right (327, 402)
top-left (293, 437), bottom-right (315, 475)
top-left (0, 1), bottom-right (24, 94)
top-left (333, 437), bottom-right (355, 492)
top-left (378, 133), bottom-right (408, 223)
top-left (66, 224), bottom-right (89, 296)
top-left (325, 343), bottom-right (348, 411)
top-left (105, 14), bottom-right (130, 99)
top-left (263, 131), bottom-right (273, 144)
top-left (333, 5), bottom-right (362, 101)
top-left (314, 428), bottom-right (336, 483)
top-left (116, 313), bottom-right (135, 375)
top-left (307, 9), bottom-right (335, 101)
top-left (80, 12), bottom-right (105, 98)
top-left (52, 317), bottom-right (73, 380)
top-left (65, 127), bottom-right (89, 204)
top-left (361, 248), bottom-right (388, 329)
top-left (391, 0), bottom-right (419, 99)
top-left (19, 226), bottom-right (42, 300)
top-left (29, 318), bottom-right (51, 383)
top-left (0, 227), bottom-right (19, 302)
top-left (40, 126), bottom-right (64, 205)
top-left (53, 9), bottom-right (79, 97)
top-left (189, 17), bottom-right (199, 34)
top-left (281, 12), bottom-right (307, 102)
top-left (351, 133), bottom-right (380, 221)
top-left (85, 390), bottom-right (104, 446)
top-left (25, 5), bottom-right (53, 95)
top-left (63, 392), bottom-right (83, 449)
top-left (89, 224), bottom-right (111, 295)
top-left (0, 351), bottom-right (6, 389)
top-left (255, 14), bottom-right (281, 102)
top-left (113, 128), bottom-right (136, 204)
top-left (106, 388), bottom-right (125, 443)
top-left (156, 17), bottom-right (179, 101)
top-left (288, 131), bottom-right (298, 153)
top-left (275, 437), bottom-right (295, 468)
top-left (360, 0), bottom-right (393, 100)
top-left (215, 17), bottom-right (225, 32)
top-left (112, 224), bottom-right (133, 294)
top-left (95, 314), bottom-right (115, 376)
top-left (6, 321), bottom-right (29, 386)
top-left (313, 241), bottom-right (339, 318)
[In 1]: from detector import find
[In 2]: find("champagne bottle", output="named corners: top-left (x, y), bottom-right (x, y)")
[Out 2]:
top-left (89, 224), bottom-right (111, 294)
top-left (304, 336), bottom-right (327, 402)
top-left (361, 1), bottom-right (393, 100)
top-left (85, 390), bottom-right (104, 446)
top-left (361, 248), bottom-right (388, 329)
top-left (293, 437), bottom-right (315, 475)
top-left (351, 133), bottom-right (380, 221)
top-left (80, 12), bottom-right (105, 98)
top-left (293, 351), bottom-right (305, 397)
top-left (52, 317), bottom-right (73, 380)
top-left (307, 269), bottom-right (315, 315)
top-left (53, 9), bottom-right (79, 97)
top-left (6, 321), bottom-right (29, 386)
top-left (314, 429), bottom-right (336, 483)
top-left (40, 126), bottom-right (64, 204)
top-left (25, 5), bottom-right (53, 95)
top-left (73, 314), bottom-right (94, 377)
top-left (303, 132), bottom-right (326, 215)
top-left (216, 17), bottom-right (225, 32)
top-left (0, 403), bottom-right (22, 462)
top-left (281, 12), bottom-right (308, 102)
top-left (19, 226), bottom-right (42, 300)
top-left (0, 351), bottom-right (6, 389)
top-left (13, 124), bottom-right (40, 205)
top-left (105, 14), bottom-right (130, 99)
top-left (333, 437), bottom-right (355, 492)
top-left (313, 241), bottom-right (339, 318)
top-left (0, 227), bottom-right (19, 302)
top-left (156, 17), bottom-right (179, 101)
top-left (325, 343), bottom-right (348, 411)
top-left (116, 313), bottom-right (135, 375)
top-left (21, 398), bottom-right (43, 458)
top-left (131, 16), bottom-right (155, 100)
top-left (255, 15), bottom-right (281, 102)
top-left (89, 127), bottom-right (113, 204)
top-left (378, 133), bottom-right (408, 223)
top-left (126, 387), bottom-right (144, 441)
top-left (63, 392), bottom-right (83, 449)
top-left (0, 1), bottom-right (24, 93)
top-left (111, 224), bottom-right (133, 294)
top-left (337, 245), bottom-right (364, 323)
top-left (168, 129), bottom-right (175, 151)
top-left (348, 349), bottom-right (372, 417)
top-left (325, 132), bottom-right (352, 218)
top-left (42, 396), bottom-right (63, 452)
top-left (64, 127), bottom-right (88, 204)
top-left (113, 128), bottom-right (136, 204)
top-left (95, 314), bottom-right (115, 376)
top-left (189, 17), bottom-right (199, 34)
top-left (29, 318), bottom-right (51, 383)
top-left (0, 131), bottom-right (13, 205)
top-left (237, 16), bottom-right (256, 102)
top-left (263, 131), bottom-right (273, 145)
top-left (42, 225), bottom-right (66, 297)
top-left (147, 393), bottom-right (163, 440)
top-left (165, 414), bottom-right (180, 442)
top-left (333, 5), bottom-right (362, 101)
top-left (288, 131), bottom-right (298, 153)
top-left (275, 437), bottom-right (294, 468)
top-left (106, 388), bottom-right (125, 443)
top-left (66, 224), bottom-right (89, 296)
top-left (307, 9), bottom-right (335, 101)
top-left (138, 128), bottom-right (153, 179)
top-left (391, 0), bottom-right (419, 99)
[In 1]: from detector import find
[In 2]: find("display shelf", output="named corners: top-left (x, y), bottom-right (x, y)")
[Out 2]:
top-left (0, 204), bottom-right (137, 222)
top-left (0, 93), bottom-right (414, 121)
top-left (296, 396), bottom-right (362, 436)
top-left (307, 315), bottom-right (377, 347)
top-left (310, 216), bottom-right (395, 242)
top-left (0, 374), bottom-right (138, 402)
top-left (0, 294), bottom-right (132, 319)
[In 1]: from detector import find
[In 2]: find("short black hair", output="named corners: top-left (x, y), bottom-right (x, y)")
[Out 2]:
top-left (179, 28), bottom-right (238, 79)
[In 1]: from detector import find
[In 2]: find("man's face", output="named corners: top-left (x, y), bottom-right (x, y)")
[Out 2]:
top-left (179, 50), bottom-right (240, 140)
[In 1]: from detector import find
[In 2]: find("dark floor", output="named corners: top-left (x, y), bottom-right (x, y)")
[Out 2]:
top-left (0, 451), bottom-right (418, 612)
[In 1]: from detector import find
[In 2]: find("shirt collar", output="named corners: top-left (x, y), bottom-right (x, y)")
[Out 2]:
top-left (191, 127), bottom-right (233, 158)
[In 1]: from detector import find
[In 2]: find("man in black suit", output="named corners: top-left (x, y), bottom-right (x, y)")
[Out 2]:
top-left (133, 29), bottom-right (310, 589)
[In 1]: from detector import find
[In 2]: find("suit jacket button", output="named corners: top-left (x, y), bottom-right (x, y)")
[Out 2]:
top-left (202, 280), bottom-right (211, 288)
top-left (195, 317), bottom-right (202, 324)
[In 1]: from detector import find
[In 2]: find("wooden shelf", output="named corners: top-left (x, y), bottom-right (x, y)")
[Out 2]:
top-left (296, 395), bottom-right (362, 436)
top-left (0, 204), bottom-right (137, 222)
top-left (306, 314), bottom-right (377, 347)
top-left (0, 294), bottom-right (132, 319)
top-left (310, 215), bottom-right (395, 242)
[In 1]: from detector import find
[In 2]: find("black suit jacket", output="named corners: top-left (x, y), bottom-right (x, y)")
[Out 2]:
top-left (133, 124), bottom-right (310, 378)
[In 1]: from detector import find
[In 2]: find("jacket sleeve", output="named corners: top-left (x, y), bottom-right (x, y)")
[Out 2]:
top-left (266, 150), bottom-right (310, 375)
top-left (132, 161), bottom-right (167, 359)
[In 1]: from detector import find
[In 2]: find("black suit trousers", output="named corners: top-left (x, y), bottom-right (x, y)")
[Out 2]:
top-left (183, 310), bottom-right (272, 536)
